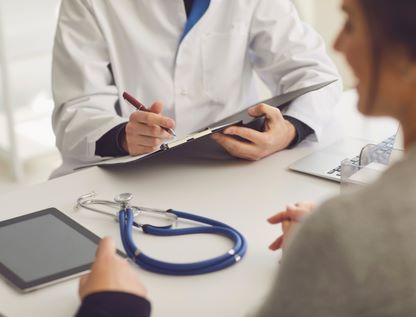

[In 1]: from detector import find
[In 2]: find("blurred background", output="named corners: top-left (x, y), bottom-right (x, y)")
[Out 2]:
top-left (0, 0), bottom-right (350, 191)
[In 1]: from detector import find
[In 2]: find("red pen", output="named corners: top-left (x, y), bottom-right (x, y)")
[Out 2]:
top-left (123, 91), bottom-right (176, 136)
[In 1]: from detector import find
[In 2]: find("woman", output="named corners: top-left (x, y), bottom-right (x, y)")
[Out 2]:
top-left (76, 0), bottom-right (416, 316)
top-left (259, 0), bottom-right (416, 315)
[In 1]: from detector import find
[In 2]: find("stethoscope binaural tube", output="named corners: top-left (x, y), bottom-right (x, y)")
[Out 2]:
top-left (119, 208), bottom-right (247, 276)
top-left (76, 192), bottom-right (247, 275)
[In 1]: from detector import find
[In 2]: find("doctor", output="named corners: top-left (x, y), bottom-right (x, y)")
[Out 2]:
top-left (52, 0), bottom-right (341, 176)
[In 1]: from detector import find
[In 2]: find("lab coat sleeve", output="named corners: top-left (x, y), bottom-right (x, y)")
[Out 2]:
top-left (249, 0), bottom-right (343, 140)
top-left (52, 0), bottom-right (127, 164)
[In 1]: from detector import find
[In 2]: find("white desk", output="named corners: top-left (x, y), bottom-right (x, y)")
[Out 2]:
top-left (0, 91), bottom-right (398, 317)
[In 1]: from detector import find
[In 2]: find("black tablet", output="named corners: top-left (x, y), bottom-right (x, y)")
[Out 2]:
top-left (0, 208), bottom-right (104, 293)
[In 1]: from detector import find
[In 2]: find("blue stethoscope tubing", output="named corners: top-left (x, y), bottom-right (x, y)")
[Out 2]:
top-left (119, 208), bottom-right (247, 276)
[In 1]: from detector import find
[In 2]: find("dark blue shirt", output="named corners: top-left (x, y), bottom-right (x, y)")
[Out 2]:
top-left (76, 292), bottom-right (151, 317)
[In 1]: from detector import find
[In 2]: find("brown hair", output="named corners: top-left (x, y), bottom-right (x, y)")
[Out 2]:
top-left (358, 0), bottom-right (416, 107)
top-left (360, 0), bottom-right (416, 59)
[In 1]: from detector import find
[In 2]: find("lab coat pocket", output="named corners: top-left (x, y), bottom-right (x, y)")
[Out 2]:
top-left (202, 31), bottom-right (248, 104)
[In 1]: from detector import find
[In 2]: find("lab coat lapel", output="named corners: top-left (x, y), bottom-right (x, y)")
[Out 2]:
top-left (179, 0), bottom-right (218, 46)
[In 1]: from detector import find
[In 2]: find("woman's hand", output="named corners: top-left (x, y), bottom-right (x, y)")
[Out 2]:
top-left (122, 102), bottom-right (175, 156)
top-left (211, 104), bottom-right (296, 161)
top-left (268, 202), bottom-right (316, 251)
top-left (79, 237), bottom-right (147, 300)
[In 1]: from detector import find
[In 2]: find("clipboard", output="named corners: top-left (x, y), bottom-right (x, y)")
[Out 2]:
top-left (79, 80), bottom-right (337, 168)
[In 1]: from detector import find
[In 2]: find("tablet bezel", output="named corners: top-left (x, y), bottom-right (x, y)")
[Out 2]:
top-left (0, 208), bottom-right (102, 293)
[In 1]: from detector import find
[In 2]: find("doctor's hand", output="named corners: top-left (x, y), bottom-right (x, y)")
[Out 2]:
top-left (211, 104), bottom-right (296, 161)
top-left (122, 102), bottom-right (176, 156)
top-left (268, 202), bottom-right (316, 251)
top-left (78, 237), bottom-right (147, 301)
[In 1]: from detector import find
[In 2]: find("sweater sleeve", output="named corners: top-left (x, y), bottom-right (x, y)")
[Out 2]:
top-left (75, 292), bottom-right (151, 317)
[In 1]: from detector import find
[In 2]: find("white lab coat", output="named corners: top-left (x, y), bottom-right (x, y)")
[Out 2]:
top-left (51, 0), bottom-right (342, 177)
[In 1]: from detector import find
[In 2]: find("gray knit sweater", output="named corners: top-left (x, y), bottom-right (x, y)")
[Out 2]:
top-left (257, 145), bottom-right (416, 317)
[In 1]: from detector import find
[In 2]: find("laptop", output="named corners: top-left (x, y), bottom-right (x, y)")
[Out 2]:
top-left (289, 127), bottom-right (404, 182)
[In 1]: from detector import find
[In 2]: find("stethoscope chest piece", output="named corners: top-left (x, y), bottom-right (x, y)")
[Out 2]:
top-left (114, 193), bottom-right (133, 207)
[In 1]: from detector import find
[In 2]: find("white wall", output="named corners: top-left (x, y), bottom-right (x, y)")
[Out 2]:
top-left (0, 0), bottom-right (61, 111)
top-left (0, 0), bottom-right (61, 181)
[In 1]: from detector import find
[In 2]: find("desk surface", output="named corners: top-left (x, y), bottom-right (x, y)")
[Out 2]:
top-left (0, 91), bottom-right (398, 317)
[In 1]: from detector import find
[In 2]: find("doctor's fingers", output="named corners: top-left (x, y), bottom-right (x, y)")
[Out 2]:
top-left (248, 103), bottom-right (284, 125)
top-left (128, 144), bottom-right (160, 156)
top-left (222, 126), bottom-right (266, 145)
top-left (129, 111), bottom-right (175, 130)
top-left (149, 101), bottom-right (164, 114)
top-left (126, 122), bottom-right (172, 139)
top-left (134, 135), bottom-right (164, 147)
top-left (211, 133), bottom-right (265, 161)
top-left (128, 141), bottom-right (160, 156)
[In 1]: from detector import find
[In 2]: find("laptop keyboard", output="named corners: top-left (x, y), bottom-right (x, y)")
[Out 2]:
top-left (327, 135), bottom-right (396, 178)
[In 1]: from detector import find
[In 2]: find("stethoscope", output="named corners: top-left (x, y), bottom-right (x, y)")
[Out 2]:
top-left (76, 192), bottom-right (247, 276)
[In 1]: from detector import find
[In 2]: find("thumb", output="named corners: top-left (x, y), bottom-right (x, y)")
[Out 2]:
top-left (149, 101), bottom-right (164, 114)
top-left (95, 236), bottom-right (116, 261)
top-left (248, 104), bottom-right (283, 124)
top-left (79, 274), bottom-right (89, 286)
top-left (78, 274), bottom-right (89, 299)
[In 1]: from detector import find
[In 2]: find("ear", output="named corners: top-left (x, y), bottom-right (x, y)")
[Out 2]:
top-left (397, 51), bottom-right (416, 83)
top-left (406, 62), bottom-right (416, 83)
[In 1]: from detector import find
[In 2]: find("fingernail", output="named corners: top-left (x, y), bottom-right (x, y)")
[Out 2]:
top-left (286, 204), bottom-right (296, 210)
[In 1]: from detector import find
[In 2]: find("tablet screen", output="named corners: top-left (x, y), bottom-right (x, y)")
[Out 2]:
top-left (0, 208), bottom-right (100, 292)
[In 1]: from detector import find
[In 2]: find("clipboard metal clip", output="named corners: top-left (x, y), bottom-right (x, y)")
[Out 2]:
top-left (160, 128), bottom-right (213, 151)
top-left (159, 120), bottom-right (241, 151)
